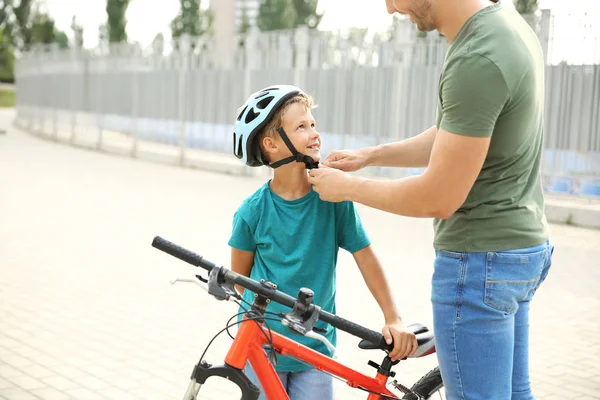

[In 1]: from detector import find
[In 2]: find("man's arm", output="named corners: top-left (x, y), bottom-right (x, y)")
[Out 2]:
top-left (309, 128), bottom-right (490, 218)
top-left (352, 245), bottom-right (418, 360)
top-left (324, 125), bottom-right (437, 171)
top-left (231, 248), bottom-right (254, 294)
top-left (365, 125), bottom-right (437, 168)
top-left (349, 128), bottom-right (491, 218)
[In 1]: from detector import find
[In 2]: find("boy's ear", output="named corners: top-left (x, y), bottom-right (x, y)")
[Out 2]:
top-left (262, 136), bottom-right (280, 155)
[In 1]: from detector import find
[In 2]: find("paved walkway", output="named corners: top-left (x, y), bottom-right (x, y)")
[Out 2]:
top-left (1, 108), bottom-right (599, 399)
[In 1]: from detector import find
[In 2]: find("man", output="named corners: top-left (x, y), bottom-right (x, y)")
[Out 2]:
top-left (307, 1), bottom-right (553, 399)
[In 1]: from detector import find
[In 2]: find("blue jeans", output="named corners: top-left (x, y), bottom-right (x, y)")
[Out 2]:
top-left (244, 363), bottom-right (334, 400)
top-left (432, 240), bottom-right (553, 400)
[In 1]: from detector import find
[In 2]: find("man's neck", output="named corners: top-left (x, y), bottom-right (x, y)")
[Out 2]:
top-left (269, 164), bottom-right (312, 201)
top-left (437, 0), bottom-right (496, 43)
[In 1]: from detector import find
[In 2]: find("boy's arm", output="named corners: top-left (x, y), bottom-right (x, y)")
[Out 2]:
top-left (229, 211), bottom-right (256, 295)
top-left (231, 248), bottom-right (254, 295)
top-left (352, 245), bottom-right (418, 361)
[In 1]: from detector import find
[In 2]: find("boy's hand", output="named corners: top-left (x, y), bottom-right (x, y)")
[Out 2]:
top-left (323, 148), bottom-right (370, 172)
top-left (382, 319), bottom-right (418, 361)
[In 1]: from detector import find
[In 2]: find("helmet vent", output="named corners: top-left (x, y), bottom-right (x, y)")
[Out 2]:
top-left (245, 108), bottom-right (260, 124)
top-left (236, 133), bottom-right (244, 157)
top-left (256, 96), bottom-right (274, 110)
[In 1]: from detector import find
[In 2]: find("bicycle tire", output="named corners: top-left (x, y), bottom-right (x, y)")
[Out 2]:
top-left (401, 367), bottom-right (444, 399)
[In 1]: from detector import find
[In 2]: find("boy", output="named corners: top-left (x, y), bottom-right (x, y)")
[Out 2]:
top-left (229, 85), bottom-right (416, 399)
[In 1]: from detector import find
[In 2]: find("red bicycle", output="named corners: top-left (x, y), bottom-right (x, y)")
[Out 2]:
top-left (152, 236), bottom-right (444, 400)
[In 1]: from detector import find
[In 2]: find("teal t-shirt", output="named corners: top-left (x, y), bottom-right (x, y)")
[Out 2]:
top-left (228, 181), bottom-right (370, 372)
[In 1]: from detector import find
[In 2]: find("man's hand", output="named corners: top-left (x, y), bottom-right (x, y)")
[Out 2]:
top-left (382, 319), bottom-right (418, 361)
top-left (322, 148), bottom-right (370, 172)
top-left (308, 165), bottom-right (356, 202)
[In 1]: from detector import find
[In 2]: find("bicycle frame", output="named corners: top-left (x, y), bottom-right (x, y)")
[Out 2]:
top-left (225, 315), bottom-right (398, 400)
top-left (150, 237), bottom-right (436, 400)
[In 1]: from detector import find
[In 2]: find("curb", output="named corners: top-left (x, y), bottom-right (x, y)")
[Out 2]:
top-left (544, 196), bottom-right (600, 229)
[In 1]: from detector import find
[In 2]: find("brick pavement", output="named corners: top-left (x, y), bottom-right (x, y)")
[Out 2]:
top-left (1, 108), bottom-right (599, 399)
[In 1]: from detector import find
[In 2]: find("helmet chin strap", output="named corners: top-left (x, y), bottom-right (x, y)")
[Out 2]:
top-left (267, 128), bottom-right (319, 170)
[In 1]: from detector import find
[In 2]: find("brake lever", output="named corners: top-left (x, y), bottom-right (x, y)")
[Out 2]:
top-left (170, 277), bottom-right (209, 290)
top-left (281, 316), bottom-right (338, 358)
top-left (304, 330), bottom-right (337, 359)
top-left (169, 275), bottom-right (239, 302)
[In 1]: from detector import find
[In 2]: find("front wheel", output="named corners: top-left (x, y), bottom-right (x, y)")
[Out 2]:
top-left (402, 367), bottom-right (444, 400)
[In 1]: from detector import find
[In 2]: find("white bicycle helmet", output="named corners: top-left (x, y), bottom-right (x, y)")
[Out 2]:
top-left (233, 85), bottom-right (319, 169)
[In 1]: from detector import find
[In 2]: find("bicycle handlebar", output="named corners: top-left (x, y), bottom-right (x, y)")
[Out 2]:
top-left (152, 236), bottom-right (392, 352)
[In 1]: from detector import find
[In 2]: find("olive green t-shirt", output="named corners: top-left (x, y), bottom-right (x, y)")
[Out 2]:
top-left (434, 2), bottom-right (550, 252)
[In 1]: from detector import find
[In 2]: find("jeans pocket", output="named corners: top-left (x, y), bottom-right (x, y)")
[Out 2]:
top-left (436, 250), bottom-right (465, 259)
top-left (433, 250), bottom-right (468, 318)
top-left (484, 248), bottom-right (547, 314)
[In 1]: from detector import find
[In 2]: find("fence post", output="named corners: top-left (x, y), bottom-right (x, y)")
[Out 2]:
top-left (51, 45), bottom-right (59, 141)
top-left (131, 45), bottom-right (141, 158)
top-left (69, 47), bottom-right (78, 144)
top-left (130, 71), bottom-right (140, 158)
top-left (96, 54), bottom-right (105, 150)
top-left (28, 48), bottom-right (38, 132)
top-left (178, 34), bottom-right (191, 165)
top-left (294, 26), bottom-right (309, 88)
top-left (244, 27), bottom-right (259, 95)
top-left (36, 46), bottom-right (47, 135)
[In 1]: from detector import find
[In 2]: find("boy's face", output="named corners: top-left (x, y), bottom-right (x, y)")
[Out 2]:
top-left (276, 102), bottom-right (321, 162)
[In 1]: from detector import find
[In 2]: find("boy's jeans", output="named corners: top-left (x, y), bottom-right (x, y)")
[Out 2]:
top-left (244, 363), bottom-right (334, 400)
top-left (432, 240), bottom-right (553, 400)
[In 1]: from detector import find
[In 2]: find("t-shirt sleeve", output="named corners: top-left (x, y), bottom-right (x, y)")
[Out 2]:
top-left (336, 201), bottom-right (371, 254)
top-left (438, 54), bottom-right (510, 138)
top-left (227, 211), bottom-right (256, 253)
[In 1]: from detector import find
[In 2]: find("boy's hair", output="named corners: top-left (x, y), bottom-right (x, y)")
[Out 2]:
top-left (254, 93), bottom-right (315, 163)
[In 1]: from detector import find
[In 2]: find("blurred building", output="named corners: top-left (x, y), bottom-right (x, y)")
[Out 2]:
top-left (211, 0), bottom-right (259, 68)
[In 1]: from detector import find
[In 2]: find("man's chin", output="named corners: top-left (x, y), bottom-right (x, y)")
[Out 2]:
top-left (415, 22), bottom-right (435, 33)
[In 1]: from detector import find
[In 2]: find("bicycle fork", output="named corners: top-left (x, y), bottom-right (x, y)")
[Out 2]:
top-left (182, 379), bottom-right (201, 400)
top-left (181, 360), bottom-right (261, 400)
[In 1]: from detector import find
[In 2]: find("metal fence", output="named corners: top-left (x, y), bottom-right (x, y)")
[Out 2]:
top-left (13, 11), bottom-right (600, 197)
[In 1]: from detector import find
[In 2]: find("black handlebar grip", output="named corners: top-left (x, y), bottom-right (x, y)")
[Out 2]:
top-left (151, 236), bottom-right (216, 272)
top-left (329, 315), bottom-right (393, 352)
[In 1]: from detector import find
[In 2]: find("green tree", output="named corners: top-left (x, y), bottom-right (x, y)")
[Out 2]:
top-left (292, 0), bottom-right (322, 29)
top-left (257, 0), bottom-right (296, 31)
top-left (0, 30), bottom-right (15, 83)
top-left (0, 1), bottom-right (12, 38)
top-left (11, 0), bottom-right (35, 50)
top-left (171, 0), bottom-right (213, 38)
top-left (30, 10), bottom-right (54, 45)
top-left (106, 0), bottom-right (129, 43)
top-left (1, 1), bottom-right (69, 51)
top-left (71, 16), bottom-right (84, 48)
top-left (514, 0), bottom-right (538, 14)
top-left (29, 10), bottom-right (69, 48)
top-left (54, 30), bottom-right (68, 48)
